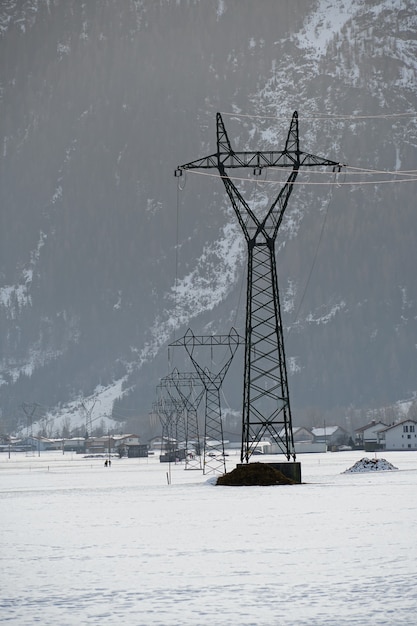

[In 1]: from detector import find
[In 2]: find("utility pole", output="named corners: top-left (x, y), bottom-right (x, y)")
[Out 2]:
top-left (176, 112), bottom-right (342, 464)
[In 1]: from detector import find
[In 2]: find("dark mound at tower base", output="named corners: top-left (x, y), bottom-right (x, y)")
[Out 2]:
top-left (217, 462), bottom-right (298, 486)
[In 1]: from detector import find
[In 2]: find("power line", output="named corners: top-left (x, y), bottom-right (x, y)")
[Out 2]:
top-left (183, 169), bottom-right (417, 186)
top-left (220, 111), bottom-right (417, 121)
top-left (293, 178), bottom-right (335, 323)
top-left (345, 164), bottom-right (417, 178)
top-left (269, 165), bottom-right (417, 177)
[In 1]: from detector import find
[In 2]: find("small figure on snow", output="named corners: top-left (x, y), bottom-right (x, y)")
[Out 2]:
top-left (104, 460), bottom-right (108, 467)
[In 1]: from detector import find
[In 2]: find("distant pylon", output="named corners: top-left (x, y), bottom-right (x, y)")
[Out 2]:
top-left (170, 328), bottom-right (241, 474)
top-left (81, 398), bottom-right (97, 439)
top-left (159, 370), bottom-right (204, 470)
top-left (152, 394), bottom-right (183, 462)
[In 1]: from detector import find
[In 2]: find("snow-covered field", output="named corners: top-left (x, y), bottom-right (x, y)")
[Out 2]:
top-left (1, 449), bottom-right (417, 625)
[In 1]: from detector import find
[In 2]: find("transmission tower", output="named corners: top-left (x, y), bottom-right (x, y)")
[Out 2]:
top-left (152, 395), bottom-right (184, 462)
top-left (170, 328), bottom-right (240, 474)
top-left (159, 370), bottom-right (204, 470)
top-left (176, 112), bottom-right (342, 463)
top-left (81, 398), bottom-right (98, 439)
top-left (22, 403), bottom-right (37, 456)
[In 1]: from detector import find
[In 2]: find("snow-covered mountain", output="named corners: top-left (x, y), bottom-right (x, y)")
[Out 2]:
top-left (1, 0), bottom-right (416, 437)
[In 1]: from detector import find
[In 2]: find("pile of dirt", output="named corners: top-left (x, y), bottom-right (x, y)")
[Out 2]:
top-left (343, 457), bottom-right (398, 473)
top-left (217, 462), bottom-right (296, 486)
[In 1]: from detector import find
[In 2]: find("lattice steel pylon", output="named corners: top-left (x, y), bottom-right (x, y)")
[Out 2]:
top-left (22, 402), bottom-right (37, 456)
top-left (152, 394), bottom-right (184, 462)
top-left (175, 112), bottom-right (342, 463)
top-left (170, 328), bottom-right (240, 474)
top-left (159, 370), bottom-right (204, 470)
top-left (81, 398), bottom-right (97, 439)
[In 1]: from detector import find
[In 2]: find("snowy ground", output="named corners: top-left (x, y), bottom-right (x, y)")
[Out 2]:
top-left (1, 449), bottom-right (417, 625)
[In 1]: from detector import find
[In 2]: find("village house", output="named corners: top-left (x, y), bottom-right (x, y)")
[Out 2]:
top-left (267, 427), bottom-right (326, 454)
top-left (311, 425), bottom-right (349, 448)
top-left (112, 434), bottom-right (146, 457)
top-left (85, 434), bottom-right (141, 455)
top-left (355, 420), bottom-right (388, 451)
top-left (292, 427), bottom-right (314, 443)
top-left (20, 435), bottom-right (51, 451)
top-left (377, 419), bottom-right (417, 450)
top-left (292, 427), bottom-right (327, 453)
top-left (148, 436), bottom-right (164, 452)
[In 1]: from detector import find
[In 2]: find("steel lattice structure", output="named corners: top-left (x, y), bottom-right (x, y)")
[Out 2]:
top-left (176, 112), bottom-right (342, 462)
top-left (152, 394), bottom-right (185, 462)
top-left (159, 370), bottom-right (204, 470)
top-left (81, 398), bottom-right (98, 440)
top-left (170, 328), bottom-right (240, 474)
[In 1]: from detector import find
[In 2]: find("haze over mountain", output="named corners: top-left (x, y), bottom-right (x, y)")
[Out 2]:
top-left (1, 0), bottom-right (416, 438)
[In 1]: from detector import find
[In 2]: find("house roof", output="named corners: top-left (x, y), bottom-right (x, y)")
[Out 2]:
top-left (87, 433), bottom-right (140, 444)
top-left (311, 426), bottom-right (345, 437)
top-left (277, 426), bottom-right (313, 439)
top-left (293, 426), bottom-right (313, 435)
top-left (355, 420), bottom-right (388, 433)
top-left (112, 434), bottom-right (140, 441)
top-left (379, 419), bottom-right (417, 433)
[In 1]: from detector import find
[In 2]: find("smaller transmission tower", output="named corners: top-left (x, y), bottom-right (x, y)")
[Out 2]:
top-left (170, 328), bottom-right (241, 474)
top-left (81, 398), bottom-right (98, 439)
top-left (159, 370), bottom-right (204, 470)
top-left (153, 397), bottom-right (178, 462)
top-left (22, 403), bottom-right (37, 456)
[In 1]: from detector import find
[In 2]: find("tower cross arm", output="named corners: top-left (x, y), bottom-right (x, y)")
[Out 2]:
top-left (300, 152), bottom-right (344, 169)
top-left (169, 328), bottom-right (242, 348)
top-left (176, 151), bottom-right (343, 173)
top-left (177, 151), bottom-right (296, 170)
top-left (176, 153), bottom-right (219, 170)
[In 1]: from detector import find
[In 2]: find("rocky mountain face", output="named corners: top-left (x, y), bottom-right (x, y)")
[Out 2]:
top-left (1, 0), bottom-right (416, 437)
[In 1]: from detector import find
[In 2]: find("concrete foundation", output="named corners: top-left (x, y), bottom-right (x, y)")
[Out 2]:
top-left (268, 462), bottom-right (302, 483)
top-left (237, 461), bottom-right (302, 483)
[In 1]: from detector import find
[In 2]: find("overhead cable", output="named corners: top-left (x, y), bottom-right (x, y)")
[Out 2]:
top-left (219, 111), bottom-right (417, 121)
top-left (183, 169), bottom-right (417, 186)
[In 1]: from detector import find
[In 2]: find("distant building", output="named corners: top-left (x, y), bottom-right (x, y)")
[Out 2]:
top-left (270, 427), bottom-right (326, 454)
top-left (311, 425), bottom-right (348, 448)
top-left (84, 434), bottom-right (142, 455)
top-left (19, 436), bottom-right (50, 451)
top-left (292, 427), bottom-right (314, 443)
top-left (355, 420), bottom-right (387, 451)
top-left (148, 437), bottom-right (164, 452)
top-left (291, 427), bottom-right (327, 453)
top-left (127, 444), bottom-right (148, 458)
top-left (63, 437), bottom-right (85, 452)
top-left (85, 435), bottom-right (112, 454)
top-left (378, 419), bottom-right (417, 450)
top-left (113, 434), bottom-right (143, 457)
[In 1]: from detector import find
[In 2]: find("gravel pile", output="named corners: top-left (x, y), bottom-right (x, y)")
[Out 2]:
top-left (343, 457), bottom-right (398, 473)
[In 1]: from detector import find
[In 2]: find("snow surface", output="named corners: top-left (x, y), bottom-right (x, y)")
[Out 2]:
top-left (1, 449), bottom-right (417, 625)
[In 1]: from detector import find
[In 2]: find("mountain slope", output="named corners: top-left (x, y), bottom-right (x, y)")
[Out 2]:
top-left (1, 0), bottom-right (416, 436)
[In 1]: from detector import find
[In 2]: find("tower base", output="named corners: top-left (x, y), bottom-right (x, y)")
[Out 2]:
top-left (237, 461), bottom-right (301, 484)
top-left (268, 462), bottom-right (301, 483)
